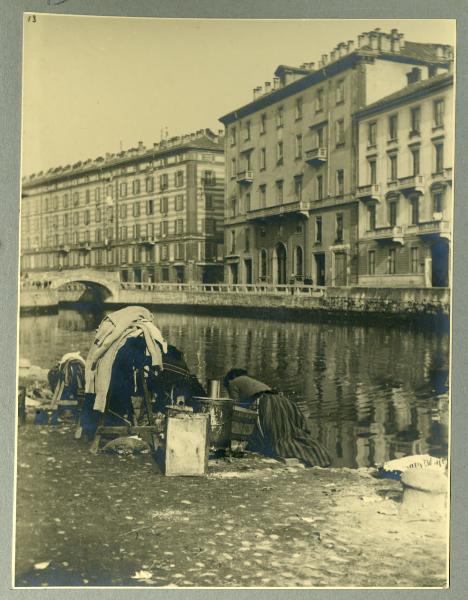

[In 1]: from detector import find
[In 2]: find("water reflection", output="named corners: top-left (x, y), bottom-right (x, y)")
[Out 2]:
top-left (18, 308), bottom-right (450, 468)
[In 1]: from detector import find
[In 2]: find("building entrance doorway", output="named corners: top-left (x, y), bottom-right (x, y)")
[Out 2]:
top-left (275, 243), bottom-right (287, 285)
top-left (334, 252), bottom-right (347, 286)
top-left (431, 240), bottom-right (449, 287)
top-left (175, 266), bottom-right (185, 283)
top-left (230, 262), bottom-right (239, 284)
top-left (314, 253), bottom-right (326, 286)
top-left (244, 259), bottom-right (253, 284)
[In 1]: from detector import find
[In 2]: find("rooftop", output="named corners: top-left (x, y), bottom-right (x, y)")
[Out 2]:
top-left (22, 129), bottom-right (224, 186)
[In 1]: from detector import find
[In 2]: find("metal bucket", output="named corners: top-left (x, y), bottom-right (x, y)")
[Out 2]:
top-left (207, 379), bottom-right (222, 398)
top-left (231, 404), bottom-right (258, 442)
top-left (191, 397), bottom-right (234, 451)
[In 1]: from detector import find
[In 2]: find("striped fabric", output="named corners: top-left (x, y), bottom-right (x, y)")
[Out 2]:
top-left (253, 393), bottom-right (332, 468)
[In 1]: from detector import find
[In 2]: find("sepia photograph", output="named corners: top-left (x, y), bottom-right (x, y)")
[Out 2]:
top-left (14, 13), bottom-right (454, 589)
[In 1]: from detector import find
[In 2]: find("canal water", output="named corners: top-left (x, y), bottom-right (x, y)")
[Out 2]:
top-left (18, 308), bottom-right (450, 468)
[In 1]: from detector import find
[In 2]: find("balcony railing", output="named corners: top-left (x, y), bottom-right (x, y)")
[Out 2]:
top-left (413, 219), bottom-right (451, 236)
top-left (236, 170), bottom-right (254, 184)
top-left (356, 184), bottom-right (382, 202)
top-left (305, 147), bottom-right (327, 165)
top-left (246, 199), bottom-right (309, 222)
top-left (397, 175), bottom-right (425, 193)
top-left (120, 281), bottom-right (325, 296)
top-left (432, 168), bottom-right (452, 184)
top-left (362, 225), bottom-right (404, 243)
top-left (137, 235), bottom-right (157, 245)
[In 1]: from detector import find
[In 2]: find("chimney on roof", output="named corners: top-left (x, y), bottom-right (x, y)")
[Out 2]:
top-left (321, 54), bottom-right (328, 65)
top-left (264, 81), bottom-right (271, 93)
top-left (435, 46), bottom-right (444, 59)
top-left (218, 129), bottom-right (224, 137)
top-left (138, 141), bottom-right (145, 152)
top-left (347, 40), bottom-right (355, 53)
top-left (338, 42), bottom-right (347, 58)
top-left (370, 32), bottom-right (379, 50)
top-left (273, 77), bottom-right (280, 90)
top-left (330, 50), bottom-right (336, 62)
top-left (307, 62), bottom-right (315, 70)
top-left (398, 33), bottom-right (405, 50)
top-left (358, 32), bottom-right (370, 48)
top-left (380, 34), bottom-right (391, 52)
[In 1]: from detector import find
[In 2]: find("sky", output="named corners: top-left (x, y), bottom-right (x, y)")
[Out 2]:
top-left (22, 16), bottom-right (455, 176)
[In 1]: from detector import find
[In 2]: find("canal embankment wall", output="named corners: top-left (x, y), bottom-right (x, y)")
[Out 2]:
top-left (19, 285), bottom-right (450, 324)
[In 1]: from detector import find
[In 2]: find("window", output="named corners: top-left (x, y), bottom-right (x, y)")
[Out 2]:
top-left (120, 182), bottom-right (127, 197)
top-left (316, 175), bottom-right (324, 200)
top-left (146, 176), bottom-right (154, 193)
top-left (159, 174), bottom-right (168, 191)
top-left (260, 249), bottom-right (268, 279)
top-left (132, 179), bottom-right (140, 195)
top-left (294, 176), bottom-right (303, 201)
top-left (161, 245), bottom-right (169, 261)
top-left (316, 125), bottom-right (325, 148)
top-left (295, 246), bottom-right (303, 277)
top-left (389, 200), bottom-right (398, 227)
top-left (336, 169), bottom-right (344, 196)
top-left (368, 250), bottom-right (375, 275)
top-left (176, 243), bottom-right (185, 261)
top-left (260, 148), bottom-right (266, 170)
top-left (276, 107), bottom-right (284, 128)
top-left (410, 196), bottom-right (419, 225)
top-left (84, 209), bottom-right (90, 225)
top-left (369, 159), bottom-right (377, 185)
top-left (368, 122), bottom-right (377, 146)
top-left (120, 226), bottom-right (127, 241)
top-left (259, 185), bottom-right (266, 208)
top-left (176, 195), bottom-right (185, 211)
top-left (96, 229), bottom-right (102, 243)
top-left (245, 120), bottom-right (251, 141)
top-left (133, 223), bottom-right (141, 239)
top-left (295, 134), bottom-right (303, 158)
top-left (435, 143), bottom-right (444, 173)
top-left (368, 204), bottom-right (376, 231)
top-left (260, 113), bottom-right (267, 134)
top-left (161, 221), bottom-right (169, 236)
top-left (388, 248), bottom-right (396, 274)
top-left (315, 217), bottom-right (323, 243)
top-left (73, 212), bottom-right (79, 226)
top-left (433, 190), bottom-right (444, 213)
top-left (204, 194), bottom-right (213, 210)
top-left (230, 127), bottom-right (237, 145)
top-left (295, 98), bottom-right (303, 120)
top-left (244, 152), bottom-right (252, 171)
top-left (160, 197), bottom-right (169, 214)
top-left (231, 196), bottom-right (238, 217)
top-left (389, 154), bottom-right (398, 181)
top-left (174, 170), bottom-right (184, 187)
top-left (245, 192), bottom-right (251, 212)
top-left (276, 141), bottom-right (284, 165)
top-left (63, 193), bottom-right (69, 209)
top-left (433, 99), bottom-right (445, 128)
top-left (85, 190), bottom-right (91, 204)
top-left (411, 247), bottom-right (419, 273)
top-left (388, 114), bottom-right (398, 140)
top-left (203, 170), bottom-right (216, 185)
top-left (230, 230), bottom-right (236, 253)
top-left (147, 199), bottom-right (154, 215)
top-left (119, 203), bottom-right (127, 219)
top-left (176, 219), bottom-right (184, 234)
top-left (133, 202), bottom-right (140, 217)
top-left (335, 213), bottom-right (344, 242)
top-left (410, 106), bottom-right (421, 135)
top-left (205, 218), bottom-right (216, 234)
top-left (95, 188), bottom-right (101, 203)
top-left (411, 147), bottom-right (420, 176)
top-left (336, 79), bottom-right (345, 104)
top-left (336, 119), bottom-right (345, 146)
top-left (245, 228), bottom-right (250, 252)
top-left (63, 213), bottom-right (68, 227)
top-left (276, 180), bottom-right (284, 204)
top-left (316, 88), bottom-right (324, 112)
top-left (230, 157), bottom-right (237, 178)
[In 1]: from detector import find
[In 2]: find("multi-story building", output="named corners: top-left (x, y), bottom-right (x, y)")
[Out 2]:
top-left (355, 73), bottom-right (453, 287)
top-left (219, 29), bottom-right (452, 287)
top-left (20, 129), bottom-right (225, 284)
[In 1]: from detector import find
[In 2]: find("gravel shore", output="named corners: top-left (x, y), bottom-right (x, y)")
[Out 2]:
top-left (15, 419), bottom-right (448, 588)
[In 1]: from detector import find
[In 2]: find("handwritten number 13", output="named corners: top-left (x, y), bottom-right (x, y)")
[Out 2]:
top-left (27, 15), bottom-right (37, 23)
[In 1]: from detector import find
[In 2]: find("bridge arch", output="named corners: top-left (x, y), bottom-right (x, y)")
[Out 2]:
top-left (48, 269), bottom-right (120, 300)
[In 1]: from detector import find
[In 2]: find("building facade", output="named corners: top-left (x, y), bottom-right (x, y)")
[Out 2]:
top-left (355, 74), bottom-right (453, 287)
top-left (21, 129), bottom-right (225, 284)
top-left (219, 29), bottom-right (452, 287)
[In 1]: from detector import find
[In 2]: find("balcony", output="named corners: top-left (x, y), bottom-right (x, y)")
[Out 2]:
top-left (397, 175), bottom-right (425, 194)
top-left (236, 170), bottom-right (254, 185)
top-left (137, 235), bottom-right (156, 246)
top-left (356, 184), bottom-right (382, 202)
top-left (411, 219), bottom-right (451, 239)
top-left (305, 147), bottom-right (327, 165)
top-left (431, 168), bottom-right (453, 185)
top-left (362, 225), bottom-right (404, 245)
top-left (77, 241), bottom-right (91, 252)
top-left (246, 200), bottom-right (309, 222)
top-left (58, 244), bottom-right (70, 254)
